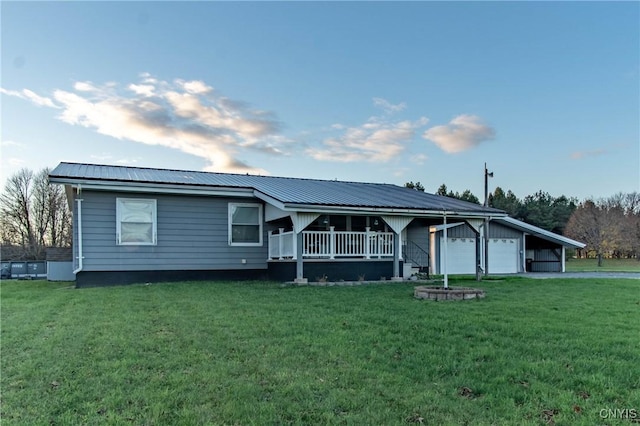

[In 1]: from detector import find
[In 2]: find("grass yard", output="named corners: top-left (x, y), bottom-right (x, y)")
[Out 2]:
top-left (1, 278), bottom-right (639, 425)
top-left (566, 258), bottom-right (640, 272)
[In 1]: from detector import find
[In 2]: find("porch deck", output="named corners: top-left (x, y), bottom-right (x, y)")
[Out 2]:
top-left (268, 228), bottom-right (394, 260)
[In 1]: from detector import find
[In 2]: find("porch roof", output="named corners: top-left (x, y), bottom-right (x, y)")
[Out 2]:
top-left (50, 162), bottom-right (505, 215)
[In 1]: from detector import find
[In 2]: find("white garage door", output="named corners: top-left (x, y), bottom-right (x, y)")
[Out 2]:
top-left (441, 238), bottom-right (519, 274)
top-left (442, 238), bottom-right (476, 274)
top-left (488, 239), bottom-right (519, 274)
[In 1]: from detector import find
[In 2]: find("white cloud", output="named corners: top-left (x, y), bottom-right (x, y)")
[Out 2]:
top-left (373, 97), bottom-right (406, 114)
top-left (1, 140), bottom-right (27, 148)
top-left (1, 88), bottom-right (57, 108)
top-left (423, 114), bottom-right (495, 153)
top-left (410, 153), bottom-right (429, 165)
top-left (306, 97), bottom-right (428, 163)
top-left (74, 82), bottom-right (99, 92)
top-left (176, 79), bottom-right (213, 95)
top-left (128, 84), bottom-right (155, 97)
top-left (308, 116), bottom-right (429, 163)
top-left (115, 157), bottom-right (141, 165)
top-left (3, 75), bottom-right (286, 174)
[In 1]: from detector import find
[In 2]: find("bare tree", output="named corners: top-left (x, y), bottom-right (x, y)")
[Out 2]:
top-left (565, 194), bottom-right (638, 266)
top-left (1, 168), bottom-right (35, 256)
top-left (0, 167), bottom-right (72, 260)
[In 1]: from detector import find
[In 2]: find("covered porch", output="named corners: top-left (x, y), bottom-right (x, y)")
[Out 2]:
top-left (265, 211), bottom-right (412, 283)
top-left (268, 228), bottom-right (394, 260)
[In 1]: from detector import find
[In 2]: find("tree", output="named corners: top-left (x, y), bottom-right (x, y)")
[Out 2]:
top-left (434, 183), bottom-right (480, 204)
top-left (519, 191), bottom-right (577, 233)
top-left (436, 184), bottom-right (449, 197)
top-left (564, 197), bottom-right (629, 266)
top-left (0, 167), bottom-right (72, 259)
top-left (600, 192), bottom-right (640, 258)
top-left (404, 181), bottom-right (425, 191)
top-left (489, 187), bottom-right (522, 217)
top-left (458, 190), bottom-right (480, 205)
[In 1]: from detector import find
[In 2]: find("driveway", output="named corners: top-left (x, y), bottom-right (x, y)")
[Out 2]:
top-left (519, 272), bottom-right (640, 279)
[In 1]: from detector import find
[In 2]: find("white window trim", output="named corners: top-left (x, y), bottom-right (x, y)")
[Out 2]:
top-left (116, 198), bottom-right (157, 246)
top-left (228, 202), bottom-right (263, 247)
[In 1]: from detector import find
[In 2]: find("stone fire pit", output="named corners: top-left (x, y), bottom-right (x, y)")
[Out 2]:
top-left (414, 286), bottom-right (485, 301)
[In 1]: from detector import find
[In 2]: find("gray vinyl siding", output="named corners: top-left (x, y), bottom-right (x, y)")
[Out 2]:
top-left (77, 190), bottom-right (269, 272)
top-left (488, 222), bottom-right (522, 239)
top-left (406, 222), bottom-right (429, 252)
top-left (446, 221), bottom-right (523, 239)
top-left (446, 224), bottom-right (475, 238)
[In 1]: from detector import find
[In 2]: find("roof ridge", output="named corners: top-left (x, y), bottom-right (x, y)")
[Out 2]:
top-left (58, 162), bottom-right (397, 187)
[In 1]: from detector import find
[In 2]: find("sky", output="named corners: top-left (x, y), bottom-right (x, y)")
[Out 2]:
top-left (1, 1), bottom-right (639, 201)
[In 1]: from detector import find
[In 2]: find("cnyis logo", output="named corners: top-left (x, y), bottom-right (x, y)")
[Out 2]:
top-left (599, 408), bottom-right (638, 419)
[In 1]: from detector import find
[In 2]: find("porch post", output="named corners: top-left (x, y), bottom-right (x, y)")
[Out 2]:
top-left (295, 231), bottom-right (306, 283)
top-left (392, 231), bottom-right (401, 281)
top-left (329, 226), bottom-right (335, 259)
top-left (475, 229), bottom-right (482, 282)
top-left (443, 213), bottom-right (448, 289)
top-left (484, 218), bottom-right (490, 277)
top-left (365, 227), bottom-right (371, 259)
top-left (278, 228), bottom-right (284, 260)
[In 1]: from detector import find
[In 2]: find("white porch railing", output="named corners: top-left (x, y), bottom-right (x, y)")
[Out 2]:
top-left (268, 229), bottom-right (296, 259)
top-left (269, 227), bottom-right (394, 260)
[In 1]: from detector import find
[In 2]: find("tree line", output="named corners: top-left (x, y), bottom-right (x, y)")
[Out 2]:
top-left (0, 168), bottom-right (72, 260)
top-left (406, 181), bottom-right (639, 261)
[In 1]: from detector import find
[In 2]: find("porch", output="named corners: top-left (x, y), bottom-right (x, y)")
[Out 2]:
top-left (268, 228), bottom-right (395, 260)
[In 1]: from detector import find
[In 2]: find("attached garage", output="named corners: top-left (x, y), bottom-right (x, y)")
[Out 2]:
top-left (429, 218), bottom-right (584, 275)
top-left (432, 236), bottom-right (520, 275)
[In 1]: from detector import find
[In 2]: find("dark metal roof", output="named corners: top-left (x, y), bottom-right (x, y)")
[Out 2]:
top-left (50, 162), bottom-right (504, 214)
top-left (494, 217), bottom-right (585, 248)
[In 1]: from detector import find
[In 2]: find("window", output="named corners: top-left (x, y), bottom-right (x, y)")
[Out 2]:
top-left (116, 198), bottom-right (157, 245)
top-left (229, 203), bottom-right (262, 246)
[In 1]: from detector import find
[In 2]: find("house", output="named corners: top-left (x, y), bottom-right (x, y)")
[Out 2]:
top-left (49, 162), bottom-right (584, 287)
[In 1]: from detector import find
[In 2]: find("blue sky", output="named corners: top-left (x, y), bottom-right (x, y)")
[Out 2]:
top-left (2, 1), bottom-right (638, 201)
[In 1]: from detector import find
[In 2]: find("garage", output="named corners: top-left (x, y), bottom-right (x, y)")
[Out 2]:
top-left (429, 218), bottom-right (584, 275)
top-left (436, 237), bottom-right (520, 275)
top-left (441, 238), bottom-right (476, 274)
top-left (487, 238), bottom-right (519, 274)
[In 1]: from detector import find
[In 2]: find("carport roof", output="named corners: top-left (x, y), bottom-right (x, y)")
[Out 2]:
top-left (50, 162), bottom-right (504, 215)
top-left (494, 217), bottom-right (585, 249)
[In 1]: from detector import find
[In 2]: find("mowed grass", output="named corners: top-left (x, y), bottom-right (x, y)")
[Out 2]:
top-left (1, 278), bottom-right (639, 425)
top-left (566, 257), bottom-right (640, 272)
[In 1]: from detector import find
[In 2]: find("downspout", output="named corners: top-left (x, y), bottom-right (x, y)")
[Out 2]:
top-left (73, 185), bottom-right (84, 274)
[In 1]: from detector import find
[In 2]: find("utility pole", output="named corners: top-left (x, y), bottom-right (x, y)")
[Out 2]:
top-left (483, 163), bottom-right (493, 277)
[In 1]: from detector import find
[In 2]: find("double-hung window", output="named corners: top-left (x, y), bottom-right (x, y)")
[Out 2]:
top-left (228, 203), bottom-right (262, 246)
top-left (116, 198), bottom-right (157, 245)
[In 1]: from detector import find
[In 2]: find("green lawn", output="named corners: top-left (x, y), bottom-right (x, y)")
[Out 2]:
top-left (1, 278), bottom-right (639, 425)
top-left (566, 257), bottom-right (640, 272)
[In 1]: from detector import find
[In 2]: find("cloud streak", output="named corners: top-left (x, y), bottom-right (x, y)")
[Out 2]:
top-left (570, 149), bottom-right (607, 160)
top-left (423, 114), bottom-right (495, 153)
top-left (2, 74), bottom-right (286, 174)
top-left (0, 88), bottom-right (58, 108)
